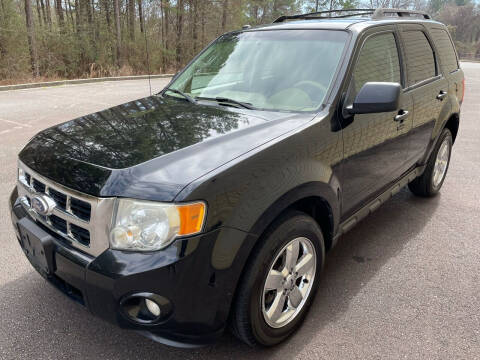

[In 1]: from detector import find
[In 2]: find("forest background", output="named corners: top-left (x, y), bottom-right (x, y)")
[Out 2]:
top-left (1, 0), bottom-right (478, 85)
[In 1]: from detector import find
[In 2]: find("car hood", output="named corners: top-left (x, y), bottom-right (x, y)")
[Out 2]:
top-left (20, 95), bottom-right (313, 201)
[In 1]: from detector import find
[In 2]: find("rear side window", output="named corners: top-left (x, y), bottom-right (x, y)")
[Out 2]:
top-left (402, 31), bottom-right (436, 86)
top-left (430, 29), bottom-right (458, 73)
top-left (352, 32), bottom-right (401, 95)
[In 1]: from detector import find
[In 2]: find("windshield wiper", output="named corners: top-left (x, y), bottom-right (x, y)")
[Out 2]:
top-left (163, 88), bottom-right (197, 104)
top-left (195, 96), bottom-right (255, 110)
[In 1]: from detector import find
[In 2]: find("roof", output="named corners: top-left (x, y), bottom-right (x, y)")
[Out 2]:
top-left (245, 8), bottom-right (444, 32)
top-left (251, 19), bottom-right (365, 31)
top-left (248, 17), bottom-right (443, 32)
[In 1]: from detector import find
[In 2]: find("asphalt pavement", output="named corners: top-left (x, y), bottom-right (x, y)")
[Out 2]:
top-left (0, 65), bottom-right (479, 359)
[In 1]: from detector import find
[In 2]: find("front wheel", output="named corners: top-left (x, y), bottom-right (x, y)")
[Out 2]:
top-left (230, 211), bottom-right (325, 346)
top-left (409, 128), bottom-right (453, 197)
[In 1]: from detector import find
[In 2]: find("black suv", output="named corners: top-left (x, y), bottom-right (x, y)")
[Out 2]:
top-left (9, 8), bottom-right (464, 348)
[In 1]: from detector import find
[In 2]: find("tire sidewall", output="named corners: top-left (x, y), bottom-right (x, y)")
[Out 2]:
top-left (247, 213), bottom-right (325, 346)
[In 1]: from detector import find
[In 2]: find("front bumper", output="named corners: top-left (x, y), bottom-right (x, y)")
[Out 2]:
top-left (9, 187), bottom-right (256, 347)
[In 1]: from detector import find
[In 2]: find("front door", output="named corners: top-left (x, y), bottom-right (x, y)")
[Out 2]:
top-left (340, 27), bottom-right (413, 217)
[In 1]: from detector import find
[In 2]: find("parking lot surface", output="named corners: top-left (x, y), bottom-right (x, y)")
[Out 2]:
top-left (0, 65), bottom-right (479, 359)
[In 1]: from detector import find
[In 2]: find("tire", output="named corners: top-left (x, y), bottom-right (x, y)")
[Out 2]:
top-left (230, 210), bottom-right (325, 347)
top-left (409, 128), bottom-right (453, 197)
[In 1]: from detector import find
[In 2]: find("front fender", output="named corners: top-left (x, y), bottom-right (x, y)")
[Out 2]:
top-left (176, 115), bottom-right (342, 268)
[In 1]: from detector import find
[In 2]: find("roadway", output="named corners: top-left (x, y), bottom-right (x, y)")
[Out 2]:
top-left (0, 64), bottom-right (479, 359)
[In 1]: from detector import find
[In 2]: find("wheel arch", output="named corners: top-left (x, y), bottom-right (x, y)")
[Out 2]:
top-left (247, 181), bottom-right (340, 258)
top-left (424, 112), bottom-right (460, 166)
top-left (444, 113), bottom-right (459, 143)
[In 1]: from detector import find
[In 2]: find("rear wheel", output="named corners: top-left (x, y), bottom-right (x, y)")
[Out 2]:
top-left (230, 211), bottom-right (325, 346)
top-left (409, 128), bottom-right (453, 197)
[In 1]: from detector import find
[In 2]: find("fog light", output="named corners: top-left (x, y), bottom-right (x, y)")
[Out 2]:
top-left (120, 292), bottom-right (172, 324)
top-left (145, 298), bottom-right (161, 317)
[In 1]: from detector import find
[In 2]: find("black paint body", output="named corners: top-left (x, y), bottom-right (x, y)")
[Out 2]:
top-left (10, 17), bottom-right (463, 347)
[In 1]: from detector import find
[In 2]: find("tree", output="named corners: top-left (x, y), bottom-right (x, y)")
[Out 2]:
top-left (24, 0), bottom-right (39, 77)
top-left (138, 0), bottom-right (144, 33)
top-left (35, 0), bottom-right (43, 26)
top-left (1, 0), bottom-right (479, 85)
top-left (128, 0), bottom-right (135, 41)
top-left (45, 0), bottom-right (51, 28)
top-left (191, 0), bottom-right (199, 53)
top-left (113, 0), bottom-right (121, 66)
top-left (55, 0), bottom-right (64, 30)
top-left (436, 4), bottom-right (480, 57)
top-left (222, 0), bottom-right (228, 32)
top-left (159, 0), bottom-right (171, 71)
top-left (176, 0), bottom-right (184, 68)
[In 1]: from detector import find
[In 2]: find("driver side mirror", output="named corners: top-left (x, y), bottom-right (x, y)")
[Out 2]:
top-left (346, 82), bottom-right (401, 115)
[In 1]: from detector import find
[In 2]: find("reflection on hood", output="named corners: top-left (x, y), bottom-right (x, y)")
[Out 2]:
top-left (23, 95), bottom-right (253, 169)
top-left (19, 94), bottom-right (311, 200)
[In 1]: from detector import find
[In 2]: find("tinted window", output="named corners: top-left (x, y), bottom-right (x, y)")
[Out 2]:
top-left (430, 29), bottom-right (458, 73)
top-left (352, 32), bottom-right (401, 95)
top-left (403, 31), bottom-right (436, 86)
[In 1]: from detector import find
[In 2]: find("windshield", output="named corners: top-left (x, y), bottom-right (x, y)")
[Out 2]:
top-left (168, 30), bottom-right (349, 112)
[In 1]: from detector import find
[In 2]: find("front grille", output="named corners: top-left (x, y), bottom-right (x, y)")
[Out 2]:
top-left (19, 169), bottom-right (92, 247)
top-left (49, 188), bottom-right (67, 211)
top-left (70, 198), bottom-right (91, 221)
top-left (49, 214), bottom-right (67, 234)
top-left (17, 161), bottom-right (115, 257)
top-left (32, 178), bottom-right (46, 193)
top-left (25, 173), bottom-right (31, 186)
top-left (70, 224), bottom-right (90, 246)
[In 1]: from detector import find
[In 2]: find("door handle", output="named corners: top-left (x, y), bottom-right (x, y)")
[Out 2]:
top-left (436, 90), bottom-right (447, 101)
top-left (394, 110), bottom-right (409, 122)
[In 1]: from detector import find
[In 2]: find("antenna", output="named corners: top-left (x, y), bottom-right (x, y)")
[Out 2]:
top-left (142, 11), bottom-right (152, 96)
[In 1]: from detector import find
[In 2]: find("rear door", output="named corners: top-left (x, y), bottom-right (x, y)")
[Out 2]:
top-left (398, 24), bottom-right (450, 164)
top-left (428, 26), bottom-right (464, 109)
top-left (340, 27), bottom-right (414, 217)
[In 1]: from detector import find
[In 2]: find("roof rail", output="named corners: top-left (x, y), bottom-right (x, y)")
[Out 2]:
top-left (273, 9), bottom-right (375, 23)
top-left (372, 8), bottom-right (431, 19)
top-left (272, 8), bottom-right (431, 23)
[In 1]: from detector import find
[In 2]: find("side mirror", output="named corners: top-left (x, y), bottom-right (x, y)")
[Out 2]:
top-left (347, 82), bottom-right (401, 115)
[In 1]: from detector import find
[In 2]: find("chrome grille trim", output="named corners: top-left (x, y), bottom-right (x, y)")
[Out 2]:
top-left (17, 160), bottom-right (115, 257)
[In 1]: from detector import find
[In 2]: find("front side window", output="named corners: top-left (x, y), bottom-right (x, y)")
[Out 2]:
top-left (351, 32), bottom-right (401, 97)
top-left (402, 30), bottom-right (436, 86)
top-left (168, 30), bottom-right (349, 112)
top-left (430, 28), bottom-right (459, 73)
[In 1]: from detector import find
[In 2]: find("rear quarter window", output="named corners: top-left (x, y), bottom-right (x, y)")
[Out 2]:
top-left (430, 28), bottom-right (459, 73)
top-left (402, 30), bottom-right (436, 86)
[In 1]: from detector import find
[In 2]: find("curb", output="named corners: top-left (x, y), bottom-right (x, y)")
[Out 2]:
top-left (2, 61), bottom-right (476, 91)
top-left (0, 74), bottom-right (174, 92)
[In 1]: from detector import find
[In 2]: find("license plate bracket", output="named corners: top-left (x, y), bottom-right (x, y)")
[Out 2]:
top-left (17, 218), bottom-right (55, 277)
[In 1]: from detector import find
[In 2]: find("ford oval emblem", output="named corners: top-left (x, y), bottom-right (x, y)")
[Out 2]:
top-left (31, 194), bottom-right (57, 216)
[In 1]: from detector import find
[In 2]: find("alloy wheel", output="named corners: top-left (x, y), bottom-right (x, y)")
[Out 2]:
top-left (262, 237), bottom-right (316, 329)
top-left (433, 137), bottom-right (450, 188)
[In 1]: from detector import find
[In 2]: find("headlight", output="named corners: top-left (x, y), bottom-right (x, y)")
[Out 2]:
top-left (110, 199), bottom-right (206, 251)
